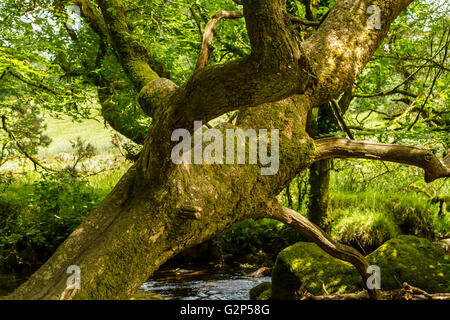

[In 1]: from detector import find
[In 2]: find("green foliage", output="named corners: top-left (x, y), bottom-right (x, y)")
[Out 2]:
top-left (349, 0), bottom-right (450, 149)
top-left (214, 218), bottom-right (306, 259)
top-left (0, 174), bottom-right (101, 273)
top-left (328, 190), bottom-right (448, 252)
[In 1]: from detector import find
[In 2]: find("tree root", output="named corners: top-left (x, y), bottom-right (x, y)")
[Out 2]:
top-left (297, 282), bottom-right (450, 300)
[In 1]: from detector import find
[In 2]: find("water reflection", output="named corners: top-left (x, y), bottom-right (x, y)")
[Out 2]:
top-left (140, 268), bottom-right (271, 300)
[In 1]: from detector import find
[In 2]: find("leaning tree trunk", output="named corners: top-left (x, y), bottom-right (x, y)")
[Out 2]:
top-left (6, 96), bottom-right (380, 300)
top-left (6, 97), bottom-right (316, 299)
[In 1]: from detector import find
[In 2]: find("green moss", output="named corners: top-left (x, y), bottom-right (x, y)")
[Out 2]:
top-left (258, 288), bottom-right (272, 300)
top-left (272, 242), bottom-right (363, 299)
top-left (128, 60), bottom-right (159, 86)
top-left (272, 235), bottom-right (449, 299)
top-left (249, 282), bottom-right (272, 300)
top-left (366, 235), bottom-right (449, 293)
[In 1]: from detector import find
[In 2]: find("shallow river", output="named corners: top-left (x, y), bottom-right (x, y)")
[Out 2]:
top-left (140, 267), bottom-right (271, 300)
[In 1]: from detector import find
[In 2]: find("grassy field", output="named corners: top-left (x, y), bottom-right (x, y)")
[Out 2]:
top-left (39, 113), bottom-right (116, 158)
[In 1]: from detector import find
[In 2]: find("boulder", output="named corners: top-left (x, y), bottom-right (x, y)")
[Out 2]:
top-left (271, 235), bottom-right (449, 299)
top-left (272, 242), bottom-right (363, 299)
top-left (249, 282), bottom-right (272, 300)
top-left (366, 235), bottom-right (449, 293)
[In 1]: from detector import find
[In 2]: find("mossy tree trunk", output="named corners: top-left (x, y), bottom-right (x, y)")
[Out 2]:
top-left (6, 0), bottom-right (449, 300)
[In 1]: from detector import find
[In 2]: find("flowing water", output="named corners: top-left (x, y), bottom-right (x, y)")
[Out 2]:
top-left (140, 267), bottom-right (271, 300)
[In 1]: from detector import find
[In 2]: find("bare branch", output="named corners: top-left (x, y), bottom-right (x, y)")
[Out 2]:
top-left (195, 10), bottom-right (244, 70)
top-left (289, 14), bottom-right (321, 27)
top-left (314, 137), bottom-right (450, 183)
top-left (330, 99), bottom-right (354, 139)
top-left (269, 204), bottom-right (381, 300)
top-left (355, 42), bottom-right (448, 99)
top-left (298, 282), bottom-right (450, 300)
top-left (354, 88), bottom-right (418, 98)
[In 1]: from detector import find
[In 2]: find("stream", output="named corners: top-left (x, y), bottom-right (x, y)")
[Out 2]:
top-left (140, 266), bottom-right (271, 300)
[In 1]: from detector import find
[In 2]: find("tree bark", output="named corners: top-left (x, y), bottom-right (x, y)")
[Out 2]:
top-left (307, 159), bottom-right (332, 231)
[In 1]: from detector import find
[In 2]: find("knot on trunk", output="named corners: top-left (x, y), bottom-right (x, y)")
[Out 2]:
top-left (138, 78), bottom-right (178, 118)
top-left (179, 205), bottom-right (203, 220)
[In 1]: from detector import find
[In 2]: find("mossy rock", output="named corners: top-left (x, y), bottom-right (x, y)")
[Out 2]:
top-left (272, 242), bottom-right (363, 299)
top-left (366, 235), bottom-right (449, 293)
top-left (272, 235), bottom-right (449, 299)
top-left (130, 289), bottom-right (165, 300)
top-left (258, 288), bottom-right (272, 300)
top-left (249, 282), bottom-right (272, 300)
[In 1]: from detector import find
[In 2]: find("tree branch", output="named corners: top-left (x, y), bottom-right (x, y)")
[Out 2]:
top-left (8, 71), bottom-right (82, 98)
top-left (355, 41), bottom-right (448, 99)
top-left (354, 88), bottom-right (418, 98)
top-left (289, 14), bottom-right (321, 27)
top-left (1, 116), bottom-right (59, 174)
top-left (140, 0), bottom-right (416, 134)
top-left (194, 10), bottom-right (320, 70)
top-left (313, 137), bottom-right (450, 183)
top-left (269, 204), bottom-right (381, 300)
top-left (303, 0), bottom-right (415, 106)
top-left (330, 99), bottom-right (354, 139)
top-left (195, 10), bottom-right (244, 70)
top-left (97, 0), bottom-right (159, 91)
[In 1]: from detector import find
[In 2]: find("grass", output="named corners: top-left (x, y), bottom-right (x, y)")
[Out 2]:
top-left (328, 190), bottom-right (449, 252)
top-left (87, 166), bottom-right (130, 198)
top-left (40, 113), bottom-right (116, 158)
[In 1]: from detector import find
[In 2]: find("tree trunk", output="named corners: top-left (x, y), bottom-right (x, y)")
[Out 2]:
top-left (306, 88), bottom-right (353, 231)
top-left (7, 97), bottom-right (319, 300)
top-left (308, 159), bottom-right (332, 231)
